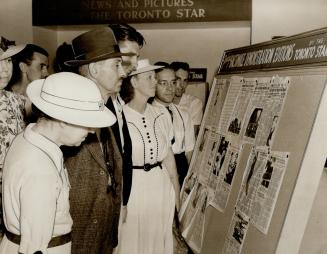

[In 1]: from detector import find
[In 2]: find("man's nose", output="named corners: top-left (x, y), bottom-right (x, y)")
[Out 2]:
top-left (119, 63), bottom-right (127, 78)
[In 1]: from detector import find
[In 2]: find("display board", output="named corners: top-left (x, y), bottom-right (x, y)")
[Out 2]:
top-left (179, 27), bottom-right (327, 254)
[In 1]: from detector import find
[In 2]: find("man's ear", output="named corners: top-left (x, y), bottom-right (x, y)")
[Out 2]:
top-left (88, 62), bottom-right (98, 78)
top-left (19, 62), bottom-right (28, 73)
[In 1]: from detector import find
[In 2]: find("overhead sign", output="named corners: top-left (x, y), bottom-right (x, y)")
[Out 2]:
top-left (219, 27), bottom-right (327, 74)
top-left (32, 0), bottom-right (251, 26)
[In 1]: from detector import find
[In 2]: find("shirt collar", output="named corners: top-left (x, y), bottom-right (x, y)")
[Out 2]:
top-left (23, 123), bottom-right (63, 173)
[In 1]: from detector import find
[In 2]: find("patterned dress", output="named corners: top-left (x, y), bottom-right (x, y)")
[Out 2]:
top-left (116, 104), bottom-right (175, 254)
top-left (0, 90), bottom-right (26, 237)
top-left (0, 90), bottom-right (26, 169)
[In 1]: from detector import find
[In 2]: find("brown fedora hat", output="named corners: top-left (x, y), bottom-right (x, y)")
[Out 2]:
top-left (65, 27), bottom-right (135, 67)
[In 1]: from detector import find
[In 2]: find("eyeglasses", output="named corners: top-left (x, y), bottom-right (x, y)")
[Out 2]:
top-left (157, 80), bottom-right (178, 87)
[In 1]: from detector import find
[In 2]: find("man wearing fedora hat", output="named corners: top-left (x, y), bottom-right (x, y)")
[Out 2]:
top-left (64, 26), bottom-right (137, 254)
top-left (0, 72), bottom-right (116, 254)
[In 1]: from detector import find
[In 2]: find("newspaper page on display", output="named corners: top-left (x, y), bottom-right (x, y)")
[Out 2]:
top-left (205, 78), bottom-right (230, 128)
top-left (256, 76), bottom-right (290, 147)
top-left (222, 211), bottom-right (250, 254)
top-left (241, 78), bottom-right (271, 144)
top-left (227, 78), bottom-right (256, 139)
top-left (183, 189), bottom-right (209, 253)
top-left (217, 76), bottom-right (243, 135)
top-left (235, 147), bottom-right (268, 218)
top-left (251, 151), bottom-right (289, 234)
top-left (210, 143), bottom-right (243, 212)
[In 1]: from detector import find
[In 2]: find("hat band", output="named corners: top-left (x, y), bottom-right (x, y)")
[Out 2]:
top-left (40, 91), bottom-right (104, 111)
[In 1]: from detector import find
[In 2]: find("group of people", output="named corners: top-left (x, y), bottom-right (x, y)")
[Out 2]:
top-left (0, 23), bottom-right (204, 254)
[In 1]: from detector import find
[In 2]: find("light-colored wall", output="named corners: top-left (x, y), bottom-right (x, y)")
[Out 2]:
top-left (0, 0), bottom-right (33, 43)
top-left (252, 0), bottom-right (327, 44)
top-left (57, 22), bottom-right (251, 85)
top-left (299, 169), bottom-right (327, 254)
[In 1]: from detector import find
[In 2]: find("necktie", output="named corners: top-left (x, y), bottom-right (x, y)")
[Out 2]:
top-left (166, 106), bottom-right (175, 145)
top-left (106, 97), bottom-right (133, 205)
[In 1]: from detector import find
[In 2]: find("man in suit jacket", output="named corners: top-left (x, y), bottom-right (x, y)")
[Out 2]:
top-left (63, 27), bottom-right (137, 254)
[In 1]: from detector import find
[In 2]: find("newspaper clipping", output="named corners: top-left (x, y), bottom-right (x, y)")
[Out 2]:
top-left (222, 211), bottom-right (250, 254)
top-left (210, 143), bottom-right (243, 212)
top-left (256, 76), bottom-right (290, 147)
top-left (218, 76), bottom-right (244, 135)
top-left (227, 78), bottom-right (257, 138)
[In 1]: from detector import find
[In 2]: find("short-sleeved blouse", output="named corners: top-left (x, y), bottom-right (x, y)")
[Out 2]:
top-left (0, 90), bottom-right (26, 168)
top-left (123, 104), bottom-right (173, 166)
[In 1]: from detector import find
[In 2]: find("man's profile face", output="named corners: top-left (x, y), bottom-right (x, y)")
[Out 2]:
top-left (25, 52), bottom-right (49, 82)
top-left (175, 68), bottom-right (189, 97)
top-left (118, 40), bottom-right (140, 75)
top-left (155, 68), bottom-right (176, 104)
top-left (94, 57), bottom-right (126, 96)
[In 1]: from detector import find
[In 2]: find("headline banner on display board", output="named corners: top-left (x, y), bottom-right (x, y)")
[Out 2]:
top-left (32, 0), bottom-right (251, 26)
top-left (219, 27), bottom-right (327, 74)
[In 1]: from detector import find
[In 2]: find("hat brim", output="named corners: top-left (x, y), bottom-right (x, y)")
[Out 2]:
top-left (0, 44), bottom-right (26, 60)
top-left (27, 80), bottom-right (117, 128)
top-left (64, 51), bottom-right (135, 67)
top-left (130, 65), bottom-right (164, 76)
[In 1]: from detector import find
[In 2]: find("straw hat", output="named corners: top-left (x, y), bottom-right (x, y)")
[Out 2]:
top-left (0, 36), bottom-right (26, 60)
top-left (65, 27), bottom-right (135, 66)
top-left (129, 59), bottom-right (164, 76)
top-left (26, 72), bottom-right (116, 128)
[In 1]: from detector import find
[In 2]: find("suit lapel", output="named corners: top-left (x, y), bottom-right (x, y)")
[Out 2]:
top-left (106, 97), bottom-right (123, 154)
top-left (85, 133), bottom-right (107, 170)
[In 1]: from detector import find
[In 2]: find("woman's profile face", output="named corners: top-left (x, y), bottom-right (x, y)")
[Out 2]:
top-left (0, 57), bottom-right (13, 89)
top-left (134, 70), bottom-right (157, 98)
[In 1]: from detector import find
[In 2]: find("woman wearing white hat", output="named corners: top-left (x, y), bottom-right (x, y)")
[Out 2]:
top-left (116, 59), bottom-right (180, 254)
top-left (0, 72), bottom-right (116, 254)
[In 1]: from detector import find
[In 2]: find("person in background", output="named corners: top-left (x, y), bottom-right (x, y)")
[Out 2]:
top-left (53, 42), bottom-right (78, 73)
top-left (7, 44), bottom-right (49, 96)
top-left (0, 37), bottom-right (28, 240)
top-left (107, 24), bottom-right (145, 222)
top-left (63, 27), bottom-right (134, 254)
top-left (117, 59), bottom-right (179, 254)
top-left (170, 61), bottom-right (203, 136)
top-left (153, 63), bottom-right (195, 186)
top-left (0, 72), bottom-right (116, 254)
top-left (108, 23), bottom-right (145, 75)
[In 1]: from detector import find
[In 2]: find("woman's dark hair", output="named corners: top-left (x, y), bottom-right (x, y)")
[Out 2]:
top-left (53, 42), bottom-right (78, 73)
top-left (108, 23), bottom-right (145, 48)
top-left (120, 76), bottom-right (135, 104)
top-left (7, 44), bottom-right (48, 90)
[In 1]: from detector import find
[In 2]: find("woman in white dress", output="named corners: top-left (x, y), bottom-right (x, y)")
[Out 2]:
top-left (117, 59), bottom-right (180, 254)
top-left (0, 72), bottom-right (116, 254)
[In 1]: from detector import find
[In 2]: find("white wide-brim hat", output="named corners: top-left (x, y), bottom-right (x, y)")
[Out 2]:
top-left (129, 59), bottom-right (164, 76)
top-left (27, 72), bottom-right (116, 128)
top-left (0, 44), bottom-right (26, 60)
